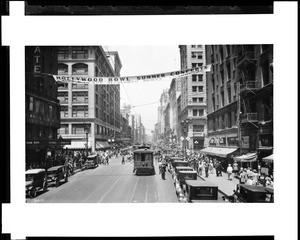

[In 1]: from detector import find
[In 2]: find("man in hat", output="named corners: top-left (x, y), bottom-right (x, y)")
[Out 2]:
top-left (227, 164), bottom-right (233, 180)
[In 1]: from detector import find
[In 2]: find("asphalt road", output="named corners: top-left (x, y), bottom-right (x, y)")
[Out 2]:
top-left (26, 156), bottom-right (179, 203)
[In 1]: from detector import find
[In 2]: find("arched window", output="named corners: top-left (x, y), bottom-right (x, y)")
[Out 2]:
top-left (58, 63), bottom-right (68, 75)
top-left (72, 63), bottom-right (88, 75)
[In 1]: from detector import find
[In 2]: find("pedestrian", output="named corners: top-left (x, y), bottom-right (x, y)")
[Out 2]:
top-left (226, 164), bottom-right (233, 180)
top-left (198, 160), bottom-right (203, 176)
top-left (216, 161), bottom-right (223, 177)
top-left (233, 161), bottom-right (239, 177)
top-left (161, 160), bottom-right (167, 180)
top-left (209, 160), bottom-right (214, 174)
top-left (204, 161), bottom-right (209, 178)
top-left (239, 168), bottom-right (247, 184)
top-left (121, 155), bottom-right (125, 165)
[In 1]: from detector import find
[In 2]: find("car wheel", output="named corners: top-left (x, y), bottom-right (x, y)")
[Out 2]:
top-left (56, 179), bottom-right (60, 187)
top-left (43, 182), bottom-right (48, 191)
top-left (65, 175), bottom-right (68, 183)
top-left (30, 188), bottom-right (36, 198)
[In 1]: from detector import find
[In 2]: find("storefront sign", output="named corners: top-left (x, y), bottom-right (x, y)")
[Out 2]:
top-left (33, 47), bottom-right (42, 77)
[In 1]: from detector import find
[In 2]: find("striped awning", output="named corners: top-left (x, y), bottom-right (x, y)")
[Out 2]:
top-left (63, 141), bottom-right (87, 150)
top-left (262, 154), bottom-right (273, 162)
top-left (96, 141), bottom-right (110, 149)
top-left (233, 152), bottom-right (257, 162)
top-left (200, 147), bottom-right (238, 158)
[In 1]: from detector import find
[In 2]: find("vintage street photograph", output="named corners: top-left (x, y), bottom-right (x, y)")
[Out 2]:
top-left (25, 45), bottom-right (274, 203)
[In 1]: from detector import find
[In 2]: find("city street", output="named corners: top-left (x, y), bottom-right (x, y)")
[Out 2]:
top-left (26, 156), bottom-right (179, 203)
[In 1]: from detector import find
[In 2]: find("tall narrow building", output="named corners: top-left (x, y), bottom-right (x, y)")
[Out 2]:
top-left (178, 45), bottom-right (207, 151)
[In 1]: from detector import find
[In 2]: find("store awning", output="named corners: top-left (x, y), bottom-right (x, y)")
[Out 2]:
top-left (262, 154), bottom-right (273, 163)
top-left (63, 141), bottom-right (87, 150)
top-left (96, 141), bottom-right (110, 149)
top-left (200, 147), bottom-right (238, 158)
top-left (233, 152), bottom-right (257, 162)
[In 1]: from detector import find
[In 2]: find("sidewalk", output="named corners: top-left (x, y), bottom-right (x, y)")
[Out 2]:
top-left (198, 170), bottom-right (240, 197)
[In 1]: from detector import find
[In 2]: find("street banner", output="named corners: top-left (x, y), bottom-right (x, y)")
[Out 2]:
top-left (52, 65), bottom-right (211, 85)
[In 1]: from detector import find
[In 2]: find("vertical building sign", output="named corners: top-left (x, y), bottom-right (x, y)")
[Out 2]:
top-left (33, 47), bottom-right (42, 77)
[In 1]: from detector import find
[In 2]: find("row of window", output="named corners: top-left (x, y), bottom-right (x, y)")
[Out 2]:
top-left (26, 124), bottom-right (57, 139)
top-left (26, 96), bottom-right (58, 120)
top-left (58, 91), bottom-right (89, 103)
top-left (58, 47), bottom-right (89, 60)
top-left (208, 111), bottom-right (237, 131)
top-left (60, 106), bottom-right (88, 118)
top-left (58, 124), bottom-right (117, 137)
top-left (58, 63), bottom-right (88, 75)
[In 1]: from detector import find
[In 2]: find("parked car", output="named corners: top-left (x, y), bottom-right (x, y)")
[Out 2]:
top-left (233, 184), bottom-right (274, 203)
top-left (84, 153), bottom-right (99, 169)
top-left (174, 166), bottom-right (194, 176)
top-left (177, 170), bottom-right (198, 188)
top-left (185, 180), bottom-right (219, 202)
top-left (26, 168), bottom-right (47, 198)
top-left (46, 165), bottom-right (69, 187)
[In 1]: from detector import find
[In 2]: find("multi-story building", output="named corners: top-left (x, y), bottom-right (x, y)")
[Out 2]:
top-left (25, 46), bottom-right (61, 169)
top-left (168, 78), bottom-right (181, 145)
top-left (178, 45), bottom-right (207, 151)
top-left (157, 89), bottom-right (170, 145)
top-left (56, 46), bottom-right (122, 153)
top-left (204, 45), bottom-right (273, 167)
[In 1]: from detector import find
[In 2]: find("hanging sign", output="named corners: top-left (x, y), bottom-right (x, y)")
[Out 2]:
top-left (52, 65), bottom-right (211, 85)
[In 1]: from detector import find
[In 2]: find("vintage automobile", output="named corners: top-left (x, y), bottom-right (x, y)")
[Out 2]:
top-left (168, 156), bottom-right (184, 166)
top-left (177, 170), bottom-right (198, 188)
top-left (174, 166), bottom-right (194, 176)
top-left (46, 165), bottom-right (69, 187)
top-left (84, 153), bottom-right (99, 169)
top-left (233, 184), bottom-right (274, 203)
top-left (185, 180), bottom-right (219, 202)
top-left (172, 160), bottom-right (189, 169)
top-left (133, 148), bottom-right (155, 175)
top-left (26, 168), bottom-right (48, 198)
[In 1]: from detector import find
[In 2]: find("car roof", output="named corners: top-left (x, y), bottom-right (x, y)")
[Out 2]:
top-left (134, 149), bottom-right (154, 153)
top-left (239, 184), bottom-right (268, 192)
top-left (47, 165), bottom-right (65, 171)
top-left (87, 154), bottom-right (97, 159)
top-left (185, 180), bottom-right (217, 187)
top-left (26, 168), bottom-right (46, 174)
top-left (178, 170), bottom-right (197, 174)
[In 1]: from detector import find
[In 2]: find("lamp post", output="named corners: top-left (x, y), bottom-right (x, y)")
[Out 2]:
top-left (85, 125), bottom-right (89, 156)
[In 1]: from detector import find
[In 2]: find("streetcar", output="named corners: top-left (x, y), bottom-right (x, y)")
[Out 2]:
top-left (133, 147), bottom-right (155, 175)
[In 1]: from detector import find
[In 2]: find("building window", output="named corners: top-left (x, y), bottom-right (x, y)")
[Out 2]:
top-left (60, 106), bottom-right (68, 118)
top-left (72, 91), bottom-right (88, 103)
top-left (193, 109), bottom-right (197, 116)
top-left (58, 48), bottom-right (69, 59)
top-left (192, 74), bottom-right (203, 82)
top-left (72, 106), bottom-right (88, 117)
top-left (29, 97), bottom-right (34, 111)
top-left (58, 92), bottom-right (68, 103)
top-left (58, 63), bottom-right (68, 75)
top-left (72, 63), bottom-right (88, 75)
top-left (191, 51), bottom-right (203, 60)
top-left (193, 125), bottom-right (204, 132)
top-left (58, 124), bottom-right (69, 135)
top-left (71, 47), bottom-right (88, 59)
top-left (192, 63), bottom-right (203, 68)
top-left (72, 83), bottom-right (88, 89)
top-left (192, 86), bottom-right (203, 92)
top-left (71, 124), bottom-right (86, 134)
top-left (227, 87), bottom-right (231, 104)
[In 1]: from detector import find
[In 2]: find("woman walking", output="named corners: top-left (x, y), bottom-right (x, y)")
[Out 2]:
top-left (226, 164), bottom-right (233, 181)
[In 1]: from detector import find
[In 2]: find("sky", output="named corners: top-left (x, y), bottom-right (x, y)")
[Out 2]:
top-left (103, 45), bottom-right (181, 134)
